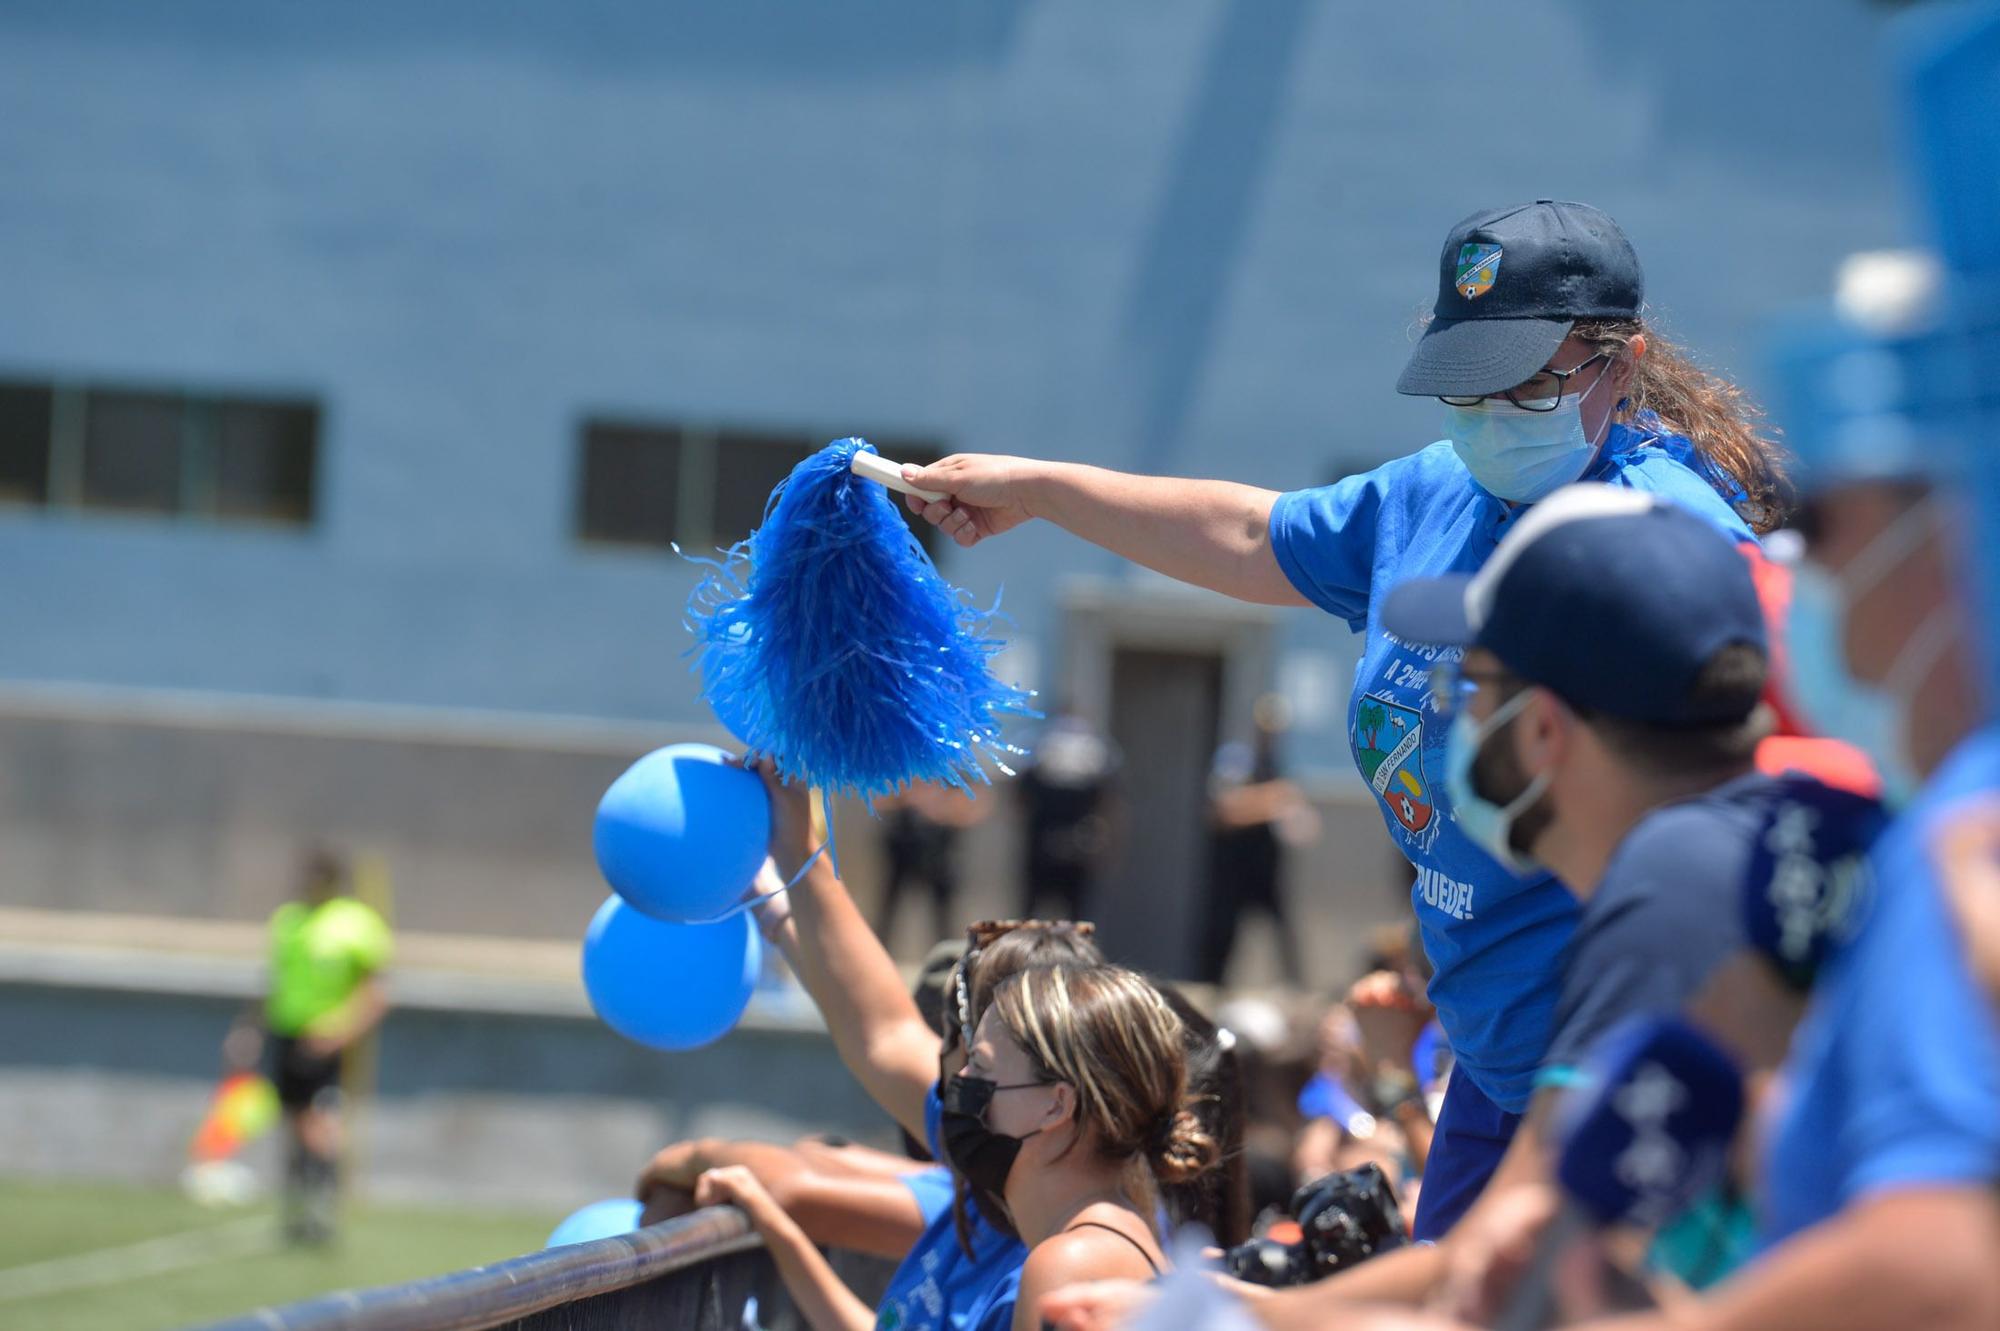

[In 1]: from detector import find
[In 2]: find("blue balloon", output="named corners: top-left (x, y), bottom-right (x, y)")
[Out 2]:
top-left (581, 896), bottom-right (761, 1051)
top-left (546, 1197), bottom-right (645, 1248)
top-left (595, 743), bottom-right (772, 922)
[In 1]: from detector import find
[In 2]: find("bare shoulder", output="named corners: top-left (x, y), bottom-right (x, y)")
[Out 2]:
top-left (1016, 1220), bottom-right (1159, 1303)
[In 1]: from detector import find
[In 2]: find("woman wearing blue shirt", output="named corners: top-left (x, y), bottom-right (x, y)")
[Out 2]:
top-left (899, 201), bottom-right (1788, 1242)
top-left (705, 763), bottom-right (1228, 1331)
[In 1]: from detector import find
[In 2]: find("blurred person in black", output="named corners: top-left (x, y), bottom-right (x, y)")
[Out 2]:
top-left (873, 780), bottom-right (990, 949)
top-left (1016, 706), bottom-right (1120, 920)
top-left (1196, 694), bottom-right (1319, 986)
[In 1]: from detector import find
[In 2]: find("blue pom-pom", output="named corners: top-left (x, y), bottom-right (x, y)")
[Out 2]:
top-left (683, 438), bottom-right (1034, 802)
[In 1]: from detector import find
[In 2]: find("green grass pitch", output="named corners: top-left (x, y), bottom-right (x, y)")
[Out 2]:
top-left (0, 1176), bottom-right (562, 1331)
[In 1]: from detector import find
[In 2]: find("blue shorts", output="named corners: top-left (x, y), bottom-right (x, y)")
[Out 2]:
top-left (1411, 1072), bottom-right (1521, 1241)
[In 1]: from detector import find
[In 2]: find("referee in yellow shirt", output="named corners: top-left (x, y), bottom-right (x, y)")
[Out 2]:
top-left (262, 848), bottom-right (392, 1244)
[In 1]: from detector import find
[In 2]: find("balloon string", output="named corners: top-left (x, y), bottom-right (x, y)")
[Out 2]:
top-left (694, 788), bottom-right (841, 924)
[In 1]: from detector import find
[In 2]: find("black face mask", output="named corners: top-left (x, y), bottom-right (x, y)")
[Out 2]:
top-left (940, 1074), bottom-right (1048, 1240)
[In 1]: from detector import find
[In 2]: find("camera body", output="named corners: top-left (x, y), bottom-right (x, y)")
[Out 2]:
top-left (1222, 1163), bottom-right (1408, 1288)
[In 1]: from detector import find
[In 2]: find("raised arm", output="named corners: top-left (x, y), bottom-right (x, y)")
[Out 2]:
top-left (754, 762), bottom-right (941, 1145)
top-left (901, 456), bottom-right (1308, 608)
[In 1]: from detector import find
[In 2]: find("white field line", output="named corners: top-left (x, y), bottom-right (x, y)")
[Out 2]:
top-left (0, 1216), bottom-right (274, 1304)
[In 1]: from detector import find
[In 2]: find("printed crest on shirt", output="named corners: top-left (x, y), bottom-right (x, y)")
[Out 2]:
top-left (1457, 242), bottom-right (1502, 299)
top-left (1354, 691), bottom-right (1440, 848)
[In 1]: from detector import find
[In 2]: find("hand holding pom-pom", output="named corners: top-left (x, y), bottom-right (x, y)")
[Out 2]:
top-left (685, 438), bottom-right (1035, 805)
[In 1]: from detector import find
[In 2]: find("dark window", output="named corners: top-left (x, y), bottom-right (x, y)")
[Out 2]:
top-left (81, 389), bottom-right (184, 513)
top-left (0, 381), bottom-right (52, 505)
top-left (576, 420), bottom-right (948, 557)
top-left (578, 422), bottom-right (682, 547)
top-left (216, 399), bottom-right (318, 523)
top-left (0, 377), bottom-right (318, 526)
top-left (711, 431), bottom-right (817, 549)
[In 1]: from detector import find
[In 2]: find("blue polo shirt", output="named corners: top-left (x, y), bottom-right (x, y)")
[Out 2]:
top-left (1269, 417), bottom-right (1753, 1111)
top-left (874, 1085), bottom-right (1026, 1331)
top-left (1758, 726), bottom-right (2000, 1247)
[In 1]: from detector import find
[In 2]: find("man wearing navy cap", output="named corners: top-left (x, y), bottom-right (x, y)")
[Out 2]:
top-left (1217, 484), bottom-right (1885, 1321)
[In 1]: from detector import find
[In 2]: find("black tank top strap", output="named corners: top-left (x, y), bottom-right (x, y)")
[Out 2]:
top-left (1061, 1219), bottom-right (1163, 1276)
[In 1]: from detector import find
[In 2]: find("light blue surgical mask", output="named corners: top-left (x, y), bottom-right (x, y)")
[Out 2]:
top-left (1445, 688), bottom-right (1550, 874)
top-left (1445, 373), bottom-right (1611, 504)
top-left (1782, 500), bottom-right (1956, 805)
top-left (1783, 564), bottom-right (1914, 802)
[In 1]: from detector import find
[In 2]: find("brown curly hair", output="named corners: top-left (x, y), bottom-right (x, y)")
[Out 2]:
top-left (1573, 316), bottom-right (1791, 534)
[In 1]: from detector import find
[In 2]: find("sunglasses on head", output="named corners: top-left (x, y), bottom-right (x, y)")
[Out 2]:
top-left (945, 918), bottom-right (1096, 1056)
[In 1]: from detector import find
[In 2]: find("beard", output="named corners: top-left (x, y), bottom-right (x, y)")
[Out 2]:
top-left (1471, 713), bottom-right (1553, 860)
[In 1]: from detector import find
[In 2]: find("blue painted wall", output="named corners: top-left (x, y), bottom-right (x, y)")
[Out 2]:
top-left (0, 0), bottom-right (1912, 767)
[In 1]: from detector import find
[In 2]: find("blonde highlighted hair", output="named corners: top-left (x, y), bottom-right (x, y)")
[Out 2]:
top-left (988, 963), bottom-right (1219, 1186)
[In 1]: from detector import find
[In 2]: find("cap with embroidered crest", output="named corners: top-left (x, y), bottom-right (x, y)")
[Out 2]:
top-left (1380, 484), bottom-right (1765, 726)
top-left (1396, 201), bottom-right (1645, 399)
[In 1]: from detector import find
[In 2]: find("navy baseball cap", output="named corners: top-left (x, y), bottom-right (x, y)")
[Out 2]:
top-left (1397, 201), bottom-right (1645, 398)
top-left (1381, 485), bottom-right (1766, 726)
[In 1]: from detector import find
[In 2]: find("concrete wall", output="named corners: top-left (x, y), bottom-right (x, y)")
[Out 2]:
top-left (0, 979), bottom-right (887, 1209)
top-left (0, 687), bottom-right (1410, 986)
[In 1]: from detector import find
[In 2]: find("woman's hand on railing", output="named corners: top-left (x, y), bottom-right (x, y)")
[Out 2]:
top-left (695, 1166), bottom-right (791, 1238)
top-left (636, 1139), bottom-right (715, 1226)
top-left (697, 1166), bottom-right (879, 1331)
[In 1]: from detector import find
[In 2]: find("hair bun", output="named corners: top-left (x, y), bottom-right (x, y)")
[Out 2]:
top-left (1150, 1106), bottom-right (1220, 1185)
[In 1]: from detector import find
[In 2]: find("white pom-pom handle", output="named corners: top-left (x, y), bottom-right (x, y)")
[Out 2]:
top-left (850, 450), bottom-right (946, 504)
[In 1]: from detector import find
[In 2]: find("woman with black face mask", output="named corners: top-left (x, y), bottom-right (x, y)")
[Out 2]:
top-left (938, 962), bottom-right (1219, 1331)
top-left (691, 762), bottom-right (1118, 1331)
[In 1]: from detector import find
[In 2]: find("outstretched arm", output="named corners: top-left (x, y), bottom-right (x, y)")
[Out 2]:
top-left (902, 456), bottom-right (1307, 607)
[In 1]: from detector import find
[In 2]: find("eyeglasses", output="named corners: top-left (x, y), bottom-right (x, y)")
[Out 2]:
top-left (1427, 658), bottom-right (1517, 717)
top-left (1440, 352), bottom-right (1611, 412)
top-left (946, 918), bottom-right (1097, 1057)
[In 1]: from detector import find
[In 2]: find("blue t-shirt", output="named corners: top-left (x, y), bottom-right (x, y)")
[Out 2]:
top-left (1758, 726), bottom-right (2000, 1247)
top-left (875, 1086), bottom-right (1027, 1331)
top-left (901, 1166), bottom-right (956, 1227)
top-left (1269, 418), bottom-right (1754, 1111)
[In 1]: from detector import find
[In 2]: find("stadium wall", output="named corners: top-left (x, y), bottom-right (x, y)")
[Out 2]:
top-left (0, 0), bottom-right (1907, 768)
